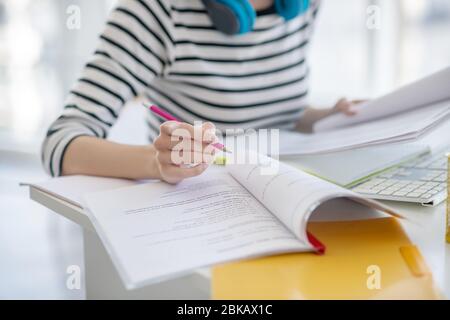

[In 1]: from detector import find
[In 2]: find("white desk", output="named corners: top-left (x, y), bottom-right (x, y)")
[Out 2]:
top-left (28, 164), bottom-right (450, 299)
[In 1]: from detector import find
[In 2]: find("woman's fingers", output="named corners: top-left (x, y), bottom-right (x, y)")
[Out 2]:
top-left (334, 98), bottom-right (357, 116)
top-left (336, 98), bottom-right (368, 116)
top-left (155, 133), bottom-right (216, 152)
top-left (158, 163), bottom-right (210, 184)
top-left (201, 122), bottom-right (217, 142)
top-left (351, 99), bottom-right (367, 105)
top-left (156, 149), bottom-right (216, 166)
top-left (170, 142), bottom-right (216, 165)
top-left (155, 121), bottom-right (217, 164)
top-left (160, 121), bottom-right (217, 143)
top-left (155, 121), bottom-right (218, 184)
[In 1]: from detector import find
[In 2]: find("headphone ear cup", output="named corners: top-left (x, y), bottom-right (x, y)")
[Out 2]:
top-left (235, 0), bottom-right (256, 34)
top-left (275, 0), bottom-right (310, 21)
top-left (203, 0), bottom-right (256, 35)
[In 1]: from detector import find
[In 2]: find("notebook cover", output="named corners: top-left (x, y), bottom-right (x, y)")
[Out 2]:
top-left (212, 217), bottom-right (442, 299)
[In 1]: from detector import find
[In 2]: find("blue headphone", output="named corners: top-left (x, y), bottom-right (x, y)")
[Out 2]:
top-left (202, 0), bottom-right (310, 35)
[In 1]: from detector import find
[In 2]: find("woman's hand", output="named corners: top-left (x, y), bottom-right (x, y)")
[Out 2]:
top-left (329, 98), bottom-right (365, 116)
top-left (61, 121), bottom-right (217, 183)
top-left (153, 121), bottom-right (217, 184)
top-left (296, 98), bottom-right (366, 132)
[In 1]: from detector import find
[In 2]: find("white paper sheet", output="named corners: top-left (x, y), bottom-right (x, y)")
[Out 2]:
top-left (279, 100), bottom-right (450, 155)
top-left (314, 66), bottom-right (450, 132)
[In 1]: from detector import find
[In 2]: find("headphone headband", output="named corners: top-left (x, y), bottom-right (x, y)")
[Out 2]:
top-left (203, 0), bottom-right (310, 35)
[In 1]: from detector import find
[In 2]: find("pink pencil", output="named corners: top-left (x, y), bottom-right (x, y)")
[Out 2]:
top-left (144, 104), bottom-right (231, 153)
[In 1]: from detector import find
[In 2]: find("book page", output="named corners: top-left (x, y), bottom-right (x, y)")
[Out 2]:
top-left (227, 154), bottom-right (400, 243)
top-left (83, 168), bottom-right (311, 289)
top-left (22, 175), bottom-right (138, 208)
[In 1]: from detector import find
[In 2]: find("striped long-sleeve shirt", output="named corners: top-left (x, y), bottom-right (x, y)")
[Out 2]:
top-left (42, 0), bottom-right (320, 176)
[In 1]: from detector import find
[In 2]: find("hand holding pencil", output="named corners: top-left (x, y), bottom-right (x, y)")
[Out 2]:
top-left (144, 104), bottom-right (225, 184)
top-left (146, 104), bottom-right (230, 153)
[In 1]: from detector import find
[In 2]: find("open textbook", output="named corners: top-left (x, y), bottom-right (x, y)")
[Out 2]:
top-left (314, 66), bottom-right (450, 132)
top-left (83, 154), bottom-right (401, 290)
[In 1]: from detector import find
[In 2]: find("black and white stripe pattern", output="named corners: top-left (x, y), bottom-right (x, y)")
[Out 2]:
top-left (42, 0), bottom-right (320, 176)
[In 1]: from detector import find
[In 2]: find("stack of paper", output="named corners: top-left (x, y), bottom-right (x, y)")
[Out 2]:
top-left (278, 100), bottom-right (450, 156)
top-left (265, 66), bottom-right (450, 156)
top-left (314, 66), bottom-right (450, 132)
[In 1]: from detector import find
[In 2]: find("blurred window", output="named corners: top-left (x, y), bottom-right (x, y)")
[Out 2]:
top-left (310, 0), bottom-right (450, 104)
top-left (0, 0), bottom-right (114, 151)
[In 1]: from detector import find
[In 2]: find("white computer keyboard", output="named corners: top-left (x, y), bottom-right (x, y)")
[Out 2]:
top-left (350, 150), bottom-right (448, 206)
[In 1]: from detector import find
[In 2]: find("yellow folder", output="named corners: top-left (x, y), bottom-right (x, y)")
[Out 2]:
top-left (212, 217), bottom-right (442, 299)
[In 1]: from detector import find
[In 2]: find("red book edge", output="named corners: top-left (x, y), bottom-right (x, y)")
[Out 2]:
top-left (307, 231), bottom-right (326, 255)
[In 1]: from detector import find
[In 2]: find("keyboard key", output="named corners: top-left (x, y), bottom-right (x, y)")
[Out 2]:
top-left (417, 185), bottom-right (433, 190)
top-left (415, 187), bottom-right (431, 194)
top-left (378, 181), bottom-right (395, 188)
top-left (393, 191), bottom-right (409, 196)
top-left (385, 185), bottom-right (398, 191)
top-left (406, 192), bottom-right (423, 198)
top-left (423, 182), bottom-right (439, 188)
top-left (379, 190), bottom-right (395, 195)
top-left (355, 182), bottom-right (374, 189)
top-left (370, 178), bottom-right (386, 185)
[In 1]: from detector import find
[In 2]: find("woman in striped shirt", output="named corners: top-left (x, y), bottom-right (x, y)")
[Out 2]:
top-left (42, 0), bottom-right (357, 184)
